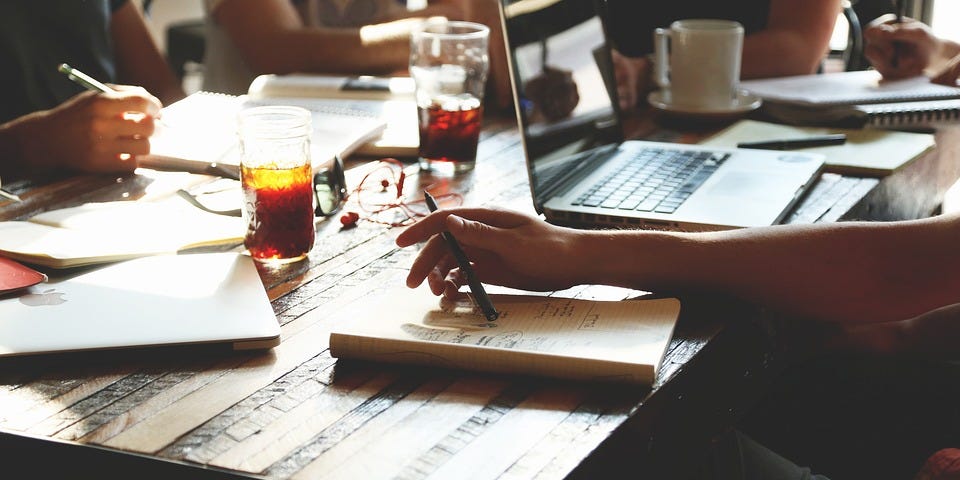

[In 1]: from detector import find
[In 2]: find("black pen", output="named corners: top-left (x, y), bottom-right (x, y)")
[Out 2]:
top-left (737, 134), bottom-right (847, 151)
top-left (892, 0), bottom-right (905, 68)
top-left (423, 191), bottom-right (500, 322)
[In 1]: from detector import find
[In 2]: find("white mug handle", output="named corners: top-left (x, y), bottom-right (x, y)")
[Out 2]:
top-left (653, 28), bottom-right (671, 89)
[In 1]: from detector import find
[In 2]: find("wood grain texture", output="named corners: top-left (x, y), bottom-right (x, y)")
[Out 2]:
top-left (2, 111), bottom-right (956, 479)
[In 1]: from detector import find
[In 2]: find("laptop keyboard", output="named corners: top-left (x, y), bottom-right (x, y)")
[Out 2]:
top-left (571, 148), bottom-right (729, 214)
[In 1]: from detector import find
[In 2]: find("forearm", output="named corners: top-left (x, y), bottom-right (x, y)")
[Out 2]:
top-left (577, 217), bottom-right (960, 324)
top-left (741, 0), bottom-right (840, 79)
top-left (110, 1), bottom-right (185, 105)
top-left (0, 121), bottom-right (26, 179)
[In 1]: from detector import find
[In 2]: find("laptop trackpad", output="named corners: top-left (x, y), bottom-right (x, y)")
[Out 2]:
top-left (707, 172), bottom-right (792, 199)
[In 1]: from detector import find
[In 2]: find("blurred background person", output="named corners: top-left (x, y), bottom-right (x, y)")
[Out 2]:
top-left (606, 0), bottom-right (841, 110)
top-left (0, 0), bottom-right (184, 178)
top-left (202, 0), bottom-right (511, 108)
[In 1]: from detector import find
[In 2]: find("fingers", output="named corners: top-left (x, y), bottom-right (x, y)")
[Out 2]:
top-left (932, 56), bottom-right (960, 86)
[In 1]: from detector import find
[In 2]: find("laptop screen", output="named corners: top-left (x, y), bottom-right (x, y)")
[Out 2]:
top-left (500, 0), bottom-right (624, 211)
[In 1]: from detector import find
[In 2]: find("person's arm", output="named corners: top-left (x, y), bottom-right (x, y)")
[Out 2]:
top-left (740, 0), bottom-right (842, 78)
top-left (0, 89), bottom-right (160, 178)
top-left (212, 0), bottom-right (440, 76)
top-left (396, 207), bottom-right (960, 325)
top-left (110, 1), bottom-right (185, 106)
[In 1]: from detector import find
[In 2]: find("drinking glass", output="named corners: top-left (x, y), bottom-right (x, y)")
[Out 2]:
top-left (238, 106), bottom-right (315, 263)
top-left (410, 20), bottom-right (490, 175)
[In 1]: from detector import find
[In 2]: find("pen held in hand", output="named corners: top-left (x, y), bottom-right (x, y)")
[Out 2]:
top-left (423, 191), bottom-right (500, 322)
top-left (737, 134), bottom-right (847, 151)
top-left (58, 63), bottom-right (116, 94)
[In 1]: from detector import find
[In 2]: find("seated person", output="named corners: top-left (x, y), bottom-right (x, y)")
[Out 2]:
top-left (202, 0), bottom-right (511, 108)
top-left (0, 0), bottom-right (184, 179)
top-left (606, 0), bottom-right (842, 110)
top-left (396, 205), bottom-right (960, 479)
top-left (864, 14), bottom-right (960, 85)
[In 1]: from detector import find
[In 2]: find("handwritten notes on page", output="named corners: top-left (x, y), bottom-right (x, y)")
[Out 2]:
top-left (329, 287), bottom-right (681, 385)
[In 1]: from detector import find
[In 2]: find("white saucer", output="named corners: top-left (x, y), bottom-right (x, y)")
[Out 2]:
top-left (647, 90), bottom-right (762, 118)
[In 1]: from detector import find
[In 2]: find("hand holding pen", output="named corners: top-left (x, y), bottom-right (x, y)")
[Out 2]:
top-left (422, 192), bottom-right (499, 321)
top-left (8, 63), bottom-right (163, 174)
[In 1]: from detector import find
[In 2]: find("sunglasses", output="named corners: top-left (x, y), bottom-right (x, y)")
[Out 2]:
top-left (178, 155), bottom-right (348, 218)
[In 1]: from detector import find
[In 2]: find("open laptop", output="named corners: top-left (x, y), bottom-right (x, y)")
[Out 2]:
top-left (0, 253), bottom-right (280, 357)
top-left (498, 0), bottom-right (825, 231)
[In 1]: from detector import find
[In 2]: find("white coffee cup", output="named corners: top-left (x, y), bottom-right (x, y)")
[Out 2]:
top-left (654, 19), bottom-right (744, 110)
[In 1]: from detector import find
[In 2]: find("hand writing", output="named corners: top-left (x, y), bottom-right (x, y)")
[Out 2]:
top-left (12, 86), bottom-right (161, 174)
top-left (397, 207), bottom-right (588, 297)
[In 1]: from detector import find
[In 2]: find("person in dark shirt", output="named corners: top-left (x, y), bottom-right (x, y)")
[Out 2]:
top-left (0, 0), bottom-right (184, 179)
top-left (606, 0), bottom-right (841, 110)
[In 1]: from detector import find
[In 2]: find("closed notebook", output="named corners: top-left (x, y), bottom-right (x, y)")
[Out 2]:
top-left (741, 71), bottom-right (960, 130)
top-left (329, 287), bottom-right (681, 385)
top-left (700, 119), bottom-right (935, 176)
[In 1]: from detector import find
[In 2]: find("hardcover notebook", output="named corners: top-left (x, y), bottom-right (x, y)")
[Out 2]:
top-left (329, 287), bottom-right (681, 385)
top-left (499, 0), bottom-right (824, 231)
top-left (0, 253), bottom-right (280, 357)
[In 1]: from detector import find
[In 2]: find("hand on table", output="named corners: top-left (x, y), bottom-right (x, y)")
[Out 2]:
top-left (864, 15), bottom-right (941, 80)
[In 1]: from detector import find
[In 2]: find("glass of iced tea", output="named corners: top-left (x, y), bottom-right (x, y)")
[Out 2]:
top-left (410, 20), bottom-right (489, 175)
top-left (237, 106), bottom-right (315, 264)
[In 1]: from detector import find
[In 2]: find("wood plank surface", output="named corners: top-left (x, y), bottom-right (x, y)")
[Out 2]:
top-left (2, 112), bottom-right (957, 479)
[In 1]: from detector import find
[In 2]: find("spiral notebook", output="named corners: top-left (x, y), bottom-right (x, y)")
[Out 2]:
top-left (143, 91), bottom-right (386, 177)
top-left (741, 71), bottom-right (960, 130)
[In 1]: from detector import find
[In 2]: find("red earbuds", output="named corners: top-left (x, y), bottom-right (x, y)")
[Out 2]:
top-left (340, 211), bottom-right (360, 227)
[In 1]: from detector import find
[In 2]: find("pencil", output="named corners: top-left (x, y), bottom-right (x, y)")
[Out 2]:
top-left (58, 63), bottom-right (116, 94)
top-left (423, 191), bottom-right (500, 322)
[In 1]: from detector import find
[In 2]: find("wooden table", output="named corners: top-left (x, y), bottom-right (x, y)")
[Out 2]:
top-left (1, 112), bottom-right (958, 479)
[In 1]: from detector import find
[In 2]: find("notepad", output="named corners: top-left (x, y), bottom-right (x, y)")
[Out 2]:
top-left (247, 74), bottom-right (420, 158)
top-left (700, 119), bottom-right (935, 176)
top-left (0, 196), bottom-right (244, 268)
top-left (143, 91), bottom-right (387, 176)
top-left (329, 287), bottom-right (681, 385)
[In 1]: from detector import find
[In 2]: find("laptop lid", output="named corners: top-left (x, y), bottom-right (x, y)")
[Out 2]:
top-left (0, 253), bottom-right (280, 357)
top-left (498, 0), bottom-right (825, 231)
top-left (499, 0), bottom-right (625, 214)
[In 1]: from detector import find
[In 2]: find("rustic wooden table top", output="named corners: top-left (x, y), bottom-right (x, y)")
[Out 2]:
top-left (1, 112), bottom-right (957, 479)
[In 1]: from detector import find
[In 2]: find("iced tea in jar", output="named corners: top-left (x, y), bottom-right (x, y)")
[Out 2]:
top-left (238, 106), bottom-right (315, 263)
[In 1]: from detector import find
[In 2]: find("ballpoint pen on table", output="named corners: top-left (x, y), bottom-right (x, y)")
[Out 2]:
top-left (423, 191), bottom-right (500, 322)
top-left (737, 134), bottom-right (847, 151)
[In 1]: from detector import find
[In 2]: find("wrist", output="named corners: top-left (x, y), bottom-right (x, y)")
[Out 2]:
top-left (0, 119), bottom-right (27, 179)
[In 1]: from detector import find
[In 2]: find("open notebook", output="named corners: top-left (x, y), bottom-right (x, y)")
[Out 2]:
top-left (0, 253), bottom-right (280, 357)
top-left (143, 91), bottom-right (387, 177)
top-left (330, 287), bottom-right (681, 385)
